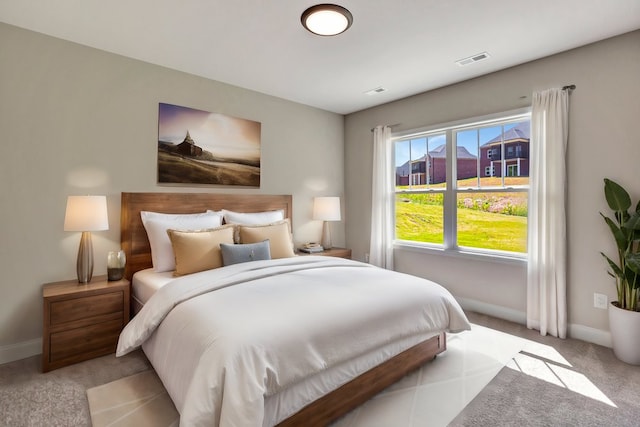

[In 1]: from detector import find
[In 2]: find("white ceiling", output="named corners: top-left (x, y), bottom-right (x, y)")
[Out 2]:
top-left (2, 1), bottom-right (639, 114)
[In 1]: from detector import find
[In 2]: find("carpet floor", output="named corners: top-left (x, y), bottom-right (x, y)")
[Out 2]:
top-left (450, 312), bottom-right (640, 427)
top-left (1, 311), bottom-right (639, 426)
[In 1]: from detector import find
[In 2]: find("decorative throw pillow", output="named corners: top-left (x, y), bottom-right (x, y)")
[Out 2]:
top-left (220, 240), bottom-right (271, 266)
top-left (166, 225), bottom-right (235, 276)
top-left (238, 219), bottom-right (295, 259)
top-left (141, 210), bottom-right (224, 272)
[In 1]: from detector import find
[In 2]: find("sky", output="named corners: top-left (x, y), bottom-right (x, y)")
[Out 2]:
top-left (158, 103), bottom-right (261, 161)
top-left (395, 122), bottom-right (523, 167)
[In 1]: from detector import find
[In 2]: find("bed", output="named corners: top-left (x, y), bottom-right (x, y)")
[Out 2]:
top-left (116, 192), bottom-right (470, 426)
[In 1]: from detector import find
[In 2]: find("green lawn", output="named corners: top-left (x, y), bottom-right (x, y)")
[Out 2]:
top-left (396, 197), bottom-right (527, 253)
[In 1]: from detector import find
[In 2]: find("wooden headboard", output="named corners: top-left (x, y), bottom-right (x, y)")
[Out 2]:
top-left (120, 192), bottom-right (293, 281)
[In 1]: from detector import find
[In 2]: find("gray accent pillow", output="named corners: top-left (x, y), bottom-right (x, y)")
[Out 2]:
top-left (220, 240), bottom-right (271, 266)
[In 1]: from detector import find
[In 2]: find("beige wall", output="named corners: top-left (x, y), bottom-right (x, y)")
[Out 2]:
top-left (345, 30), bottom-right (640, 344)
top-left (0, 23), bottom-right (345, 361)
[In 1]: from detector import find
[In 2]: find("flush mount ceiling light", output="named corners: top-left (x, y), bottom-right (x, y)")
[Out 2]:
top-left (301, 4), bottom-right (353, 36)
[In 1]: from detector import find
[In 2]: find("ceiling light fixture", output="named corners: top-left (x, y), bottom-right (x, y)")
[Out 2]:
top-left (301, 4), bottom-right (353, 36)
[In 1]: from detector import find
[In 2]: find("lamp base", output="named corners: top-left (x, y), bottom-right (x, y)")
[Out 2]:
top-left (77, 231), bottom-right (94, 283)
top-left (321, 221), bottom-right (333, 250)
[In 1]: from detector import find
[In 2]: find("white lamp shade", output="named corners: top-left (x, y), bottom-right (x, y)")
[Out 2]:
top-left (313, 196), bottom-right (341, 221)
top-left (64, 195), bottom-right (109, 231)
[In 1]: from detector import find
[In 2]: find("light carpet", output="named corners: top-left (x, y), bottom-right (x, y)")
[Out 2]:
top-left (87, 324), bottom-right (524, 427)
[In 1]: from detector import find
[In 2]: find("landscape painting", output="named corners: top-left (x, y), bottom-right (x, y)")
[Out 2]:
top-left (157, 103), bottom-right (261, 186)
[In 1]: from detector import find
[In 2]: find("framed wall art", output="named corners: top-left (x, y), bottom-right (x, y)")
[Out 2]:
top-left (157, 103), bottom-right (261, 187)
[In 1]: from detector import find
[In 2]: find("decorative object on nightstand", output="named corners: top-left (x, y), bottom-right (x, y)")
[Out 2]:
top-left (313, 196), bottom-right (341, 250)
top-left (299, 242), bottom-right (324, 253)
top-left (107, 250), bottom-right (126, 281)
top-left (64, 195), bottom-right (109, 283)
top-left (42, 275), bottom-right (130, 372)
top-left (297, 247), bottom-right (352, 259)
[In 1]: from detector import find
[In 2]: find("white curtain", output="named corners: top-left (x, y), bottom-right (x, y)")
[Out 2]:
top-left (370, 125), bottom-right (394, 269)
top-left (527, 88), bottom-right (569, 338)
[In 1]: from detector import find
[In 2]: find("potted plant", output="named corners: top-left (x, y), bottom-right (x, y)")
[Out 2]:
top-left (601, 178), bottom-right (640, 364)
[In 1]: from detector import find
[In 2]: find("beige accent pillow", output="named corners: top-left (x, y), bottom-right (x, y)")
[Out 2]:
top-left (141, 210), bottom-right (224, 272)
top-left (238, 219), bottom-right (295, 259)
top-left (166, 225), bottom-right (235, 276)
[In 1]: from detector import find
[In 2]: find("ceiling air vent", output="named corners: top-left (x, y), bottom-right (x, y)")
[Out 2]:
top-left (364, 87), bottom-right (387, 95)
top-left (455, 52), bottom-right (490, 66)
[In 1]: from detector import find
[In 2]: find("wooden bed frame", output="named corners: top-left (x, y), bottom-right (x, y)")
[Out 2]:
top-left (120, 191), bottom-right (446, 426)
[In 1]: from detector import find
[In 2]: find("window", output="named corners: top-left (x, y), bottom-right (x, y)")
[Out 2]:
top-left (394, 111), bottom-right (530, 255)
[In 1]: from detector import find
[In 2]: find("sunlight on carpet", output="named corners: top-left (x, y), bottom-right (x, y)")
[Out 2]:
top-left (331, 324), bottom-right (525, 427)
top-left (87, 324), bottom-right (524, 427)
top-left (506, 341), bottom-right (617, 408)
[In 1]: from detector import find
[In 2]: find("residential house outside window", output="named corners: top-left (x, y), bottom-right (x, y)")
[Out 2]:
top-left (394, 111), bottom-right (530, 255)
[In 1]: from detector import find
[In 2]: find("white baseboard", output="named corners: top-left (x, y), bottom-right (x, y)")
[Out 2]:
top-left (0, 338), bottom-right (41, 365)
top-left (457, 296), bottom-right (612, 348)
top-left (568, 324), bottom-right (612, 348)
top-left (457, 296), bottom-right (527, 325)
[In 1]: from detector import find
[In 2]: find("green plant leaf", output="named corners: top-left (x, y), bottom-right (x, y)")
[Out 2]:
top-left (604, 178), bottom-right (632, 212)
top-left (624, 212), bottom-right (640, 231)
top-left (601, 214), bottom-right (628, 251)
top-left (627, 252), bottom-right (640, 274)
top-left (624, 267), bottom-right (640, 290)
top-left (601, 252), bottom-right (624, 278)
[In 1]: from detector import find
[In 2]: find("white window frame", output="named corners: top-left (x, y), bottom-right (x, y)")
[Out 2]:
top-left (392, 108), bottom-right (530, 262)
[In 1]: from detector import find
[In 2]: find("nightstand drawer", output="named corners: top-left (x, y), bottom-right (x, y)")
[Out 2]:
top-left (49, 318), bottom-right (123, 362)
top-left (50, 291), bottom-right (123, 325)
top-left (42, 276), bottom-right (130, 372)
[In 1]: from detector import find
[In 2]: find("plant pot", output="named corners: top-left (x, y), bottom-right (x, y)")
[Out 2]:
top-left (609, 301), bottom-right (640, 365)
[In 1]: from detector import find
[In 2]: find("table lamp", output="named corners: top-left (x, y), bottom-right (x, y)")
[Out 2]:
top-left (64, 195), bottom-right (109, 283)
top-left (313, 196), bottom-right (341, 250)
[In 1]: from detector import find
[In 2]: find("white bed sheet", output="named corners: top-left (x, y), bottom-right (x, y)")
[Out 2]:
top-left (118, 257), bottom-right (470, 427)
top-left (131, 268), bottom-right (175, 305)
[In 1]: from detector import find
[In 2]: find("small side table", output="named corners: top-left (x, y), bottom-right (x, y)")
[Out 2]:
top-left (42, 275), bottom-right (130, 372)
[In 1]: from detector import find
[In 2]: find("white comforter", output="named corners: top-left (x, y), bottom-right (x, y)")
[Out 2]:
top-left (117, 256), bottom-right (470, 427)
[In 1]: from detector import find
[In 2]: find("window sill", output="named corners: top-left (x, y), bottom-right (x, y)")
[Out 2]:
top-left (394, 241), bottom-right (527, 266)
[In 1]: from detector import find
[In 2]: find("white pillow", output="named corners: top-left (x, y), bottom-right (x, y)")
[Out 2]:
top-left (141, 211), bottom-right (223, 272)
top-left (220, 209), bottom-right (285, 225)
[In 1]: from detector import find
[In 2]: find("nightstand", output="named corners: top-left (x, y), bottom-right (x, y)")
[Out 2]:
top-left (297, 247), bottom-right (352, 259)
top-left (42, 275), bottom-right (130, 372)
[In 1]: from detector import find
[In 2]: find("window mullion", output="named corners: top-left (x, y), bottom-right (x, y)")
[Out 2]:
top-left (444, 129), bottom-right (456, 250)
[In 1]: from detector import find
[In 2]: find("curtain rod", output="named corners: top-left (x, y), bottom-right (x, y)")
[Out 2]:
top-left (370, 85), bottom-right (575, 133)
top-left (370, 123), bottom-right (401, 132)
